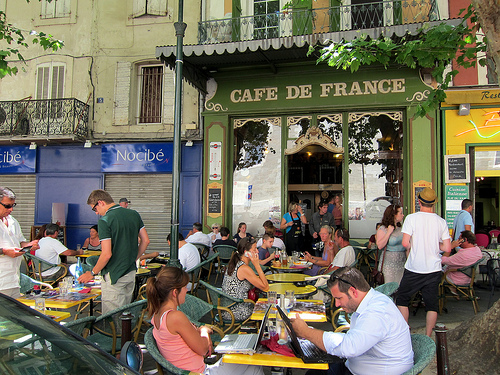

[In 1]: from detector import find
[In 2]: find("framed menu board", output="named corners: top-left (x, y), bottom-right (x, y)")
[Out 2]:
top-left (444, 154), bottom-right (470, 184)
top-left (207, 182), bottom-right (223, 219)
top-left (412, 180), bottom-right (432, 213)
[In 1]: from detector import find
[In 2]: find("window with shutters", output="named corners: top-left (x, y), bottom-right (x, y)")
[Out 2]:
top-left (41, 0), bottom-right (70, 19)
top-left (35, 63), bottom-right (65, 119)
top-left (132, 0), bottom-right (168, 17)
top-left (137, 65), bottom-right (163, 124)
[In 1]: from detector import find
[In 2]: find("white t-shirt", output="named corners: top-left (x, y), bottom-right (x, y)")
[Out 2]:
top-left (0, 215), bottom-right (26, 291)
top-left (331, 245), bottom-right (355, 268)
top-left (179, 242), bottom-right (201, 272)
top-left (402, 212), bottom-right (450, 273)
top-left (256, 237), bottom-right (285, 250)
top-left (36, 237), bottom-right (68, 276)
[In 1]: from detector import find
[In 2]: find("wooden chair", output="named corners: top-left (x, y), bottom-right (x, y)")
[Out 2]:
top-left (87, 299), bottom-right (147, 355)
top-left (402, 334), bottom-right (436, 375)
top-left (189, 242), bottom-right (210, 261)
top-left (199, 280), bottom-right (255, 334)
top-left (23, 252), bottom-right (68, 286)
top-left (212, 245), bottom-right (236, 284)
top-left (439, 257), bottom-right (484, 314)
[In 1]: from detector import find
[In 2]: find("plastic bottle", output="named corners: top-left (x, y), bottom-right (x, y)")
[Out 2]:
top-left (75, 257), bottom-right (83, 287)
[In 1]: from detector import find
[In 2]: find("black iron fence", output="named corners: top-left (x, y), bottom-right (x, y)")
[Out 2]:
top-left (0, 98), bottom-right (89, 138)
top-left (198, 0), bottom-right (440, 44)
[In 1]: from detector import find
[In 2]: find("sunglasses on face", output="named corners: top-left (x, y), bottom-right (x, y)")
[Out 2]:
top-left (0, 202), bottom-right (16, 209)
top-left (92, 202), bottom-right (99, 212)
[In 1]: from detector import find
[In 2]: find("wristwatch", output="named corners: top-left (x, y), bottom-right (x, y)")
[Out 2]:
top-left (91, 269), bottom-right (96, 276)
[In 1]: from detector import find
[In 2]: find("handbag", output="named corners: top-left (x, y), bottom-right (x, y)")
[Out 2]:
top-left (247, 287), bottom-right (260, 302)
top-left (371, 246), bottom-right (387, 286)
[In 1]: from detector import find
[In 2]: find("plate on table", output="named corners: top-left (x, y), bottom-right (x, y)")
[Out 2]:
top-left (293, 261), bottom-right (309, 266)
top-left (147, 263), bottom-right (162, 268)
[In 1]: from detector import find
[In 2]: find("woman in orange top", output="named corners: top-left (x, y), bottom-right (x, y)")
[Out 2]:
top-left (146, 267), bottom-right (264, 375)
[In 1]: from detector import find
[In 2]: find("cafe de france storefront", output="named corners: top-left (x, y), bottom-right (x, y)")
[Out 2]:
top-left (201, 63), bottom-right (441, 240)
top-left (443, 88), bottom-right (500, 231)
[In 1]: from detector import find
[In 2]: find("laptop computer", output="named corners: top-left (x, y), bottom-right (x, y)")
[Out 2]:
top-left (214, 304), bottom-right (272, 355)
top-left (276, 305), bottom-right (344, 364)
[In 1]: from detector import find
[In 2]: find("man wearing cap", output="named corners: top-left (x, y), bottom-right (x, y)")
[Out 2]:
top-left (396, 187), bottom-right (451, 337)
top-left (119, 198), bottom-right (130, 208)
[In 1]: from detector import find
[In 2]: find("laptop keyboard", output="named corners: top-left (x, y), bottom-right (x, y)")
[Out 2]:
top-left (233, 334), bottom-right (253, 349)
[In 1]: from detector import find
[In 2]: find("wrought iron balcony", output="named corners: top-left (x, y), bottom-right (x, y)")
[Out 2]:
top-left (0, 98), bottom-right (89, 140)
top-left (198, 0), bottom-right (441, 44)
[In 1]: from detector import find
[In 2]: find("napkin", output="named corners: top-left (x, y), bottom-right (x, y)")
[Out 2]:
top-left (78, 288), bottom-right (91, 293)
top-left (260, 334), bottom-right (295, 357)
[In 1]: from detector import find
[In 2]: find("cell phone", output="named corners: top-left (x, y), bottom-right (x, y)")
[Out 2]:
top-left (244, 251), bottom-right (252, 258)
top-left (15, 246), bottom-right (31, 253)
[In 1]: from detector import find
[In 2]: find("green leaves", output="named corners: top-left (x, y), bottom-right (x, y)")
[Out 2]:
top-left (0, 7), bottom-right (64, 79)
top-left (313, 4), bottom-right (486, 117)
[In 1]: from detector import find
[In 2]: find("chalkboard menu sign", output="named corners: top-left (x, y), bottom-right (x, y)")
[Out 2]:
top-left (208, 188), bottom-right (222, 214)
top-left (444, 154), bottom-right (470, 184)
top-left (412, 180), bottom-right (432, 213)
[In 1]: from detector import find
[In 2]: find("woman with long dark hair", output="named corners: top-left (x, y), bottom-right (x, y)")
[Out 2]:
top-left (233, 222), bottom-right (253, 244)
top-left (147, 267), bottom-right (263, 375)
top-left (375, 204), bottom-right (406, 284)
top-left (222, 237), bottom-right (269, 321)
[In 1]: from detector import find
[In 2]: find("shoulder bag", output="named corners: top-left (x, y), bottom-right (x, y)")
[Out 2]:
top-left (371, 246), bottom-right (387, 286)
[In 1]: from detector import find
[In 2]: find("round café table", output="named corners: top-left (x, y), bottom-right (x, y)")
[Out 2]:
top-left (266, 283), bottom-right (317, 298)
top-left (266, 273), bottom-right (308, 283)
top-left (271, 262), bottom-right (312, 273)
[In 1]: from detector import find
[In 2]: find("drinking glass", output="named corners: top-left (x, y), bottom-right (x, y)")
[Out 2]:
top-left (285, 290), bottom-right (295, 310)
top-left (268, 290), bottom-right (278, 305)
top-left (35, 298), bottom-right (45, 312)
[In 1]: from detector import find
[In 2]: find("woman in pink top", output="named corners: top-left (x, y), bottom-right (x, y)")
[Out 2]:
top-left (146, 267), bottom-right (264, 375)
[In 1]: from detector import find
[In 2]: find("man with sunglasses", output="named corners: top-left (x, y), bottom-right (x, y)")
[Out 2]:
top-left (291, 267), bottom-right (413, 375)
top-left (0, 186), bottom-right (39, 298)
top-left (79, 189), bottom-right (150, 314)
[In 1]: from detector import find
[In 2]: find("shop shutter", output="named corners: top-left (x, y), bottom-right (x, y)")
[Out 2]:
top-left (104, 174), bottom-right (172, 253)
top-left (0, 175), bottom-right (36, 240)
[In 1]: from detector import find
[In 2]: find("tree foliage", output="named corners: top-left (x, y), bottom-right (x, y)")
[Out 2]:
top-left (0, 1), bottom-right (63, 79)
top-left (308, 5), bottom-right (488, 117)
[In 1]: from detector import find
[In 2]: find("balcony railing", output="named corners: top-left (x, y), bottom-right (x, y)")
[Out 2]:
top-left (0, 98), bottom-right (89, 139)
top-left (198, 0), bottom-right (440, 44)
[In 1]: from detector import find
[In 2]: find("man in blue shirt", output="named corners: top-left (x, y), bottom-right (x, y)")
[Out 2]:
top-left (292, 267), bottom-right (413, 375)
top-left (452, 199), bottom-right (474, 242)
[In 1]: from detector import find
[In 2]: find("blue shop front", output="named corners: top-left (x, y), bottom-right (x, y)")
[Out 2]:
top-left (0, 142), bottom-right (202, 252)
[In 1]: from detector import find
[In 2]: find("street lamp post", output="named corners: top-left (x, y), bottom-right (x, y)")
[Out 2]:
top-left (167, 0), bottom-right (186, 269)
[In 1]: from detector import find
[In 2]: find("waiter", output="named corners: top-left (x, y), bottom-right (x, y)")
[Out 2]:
top-left (0, 186), bottom-right (39, 298)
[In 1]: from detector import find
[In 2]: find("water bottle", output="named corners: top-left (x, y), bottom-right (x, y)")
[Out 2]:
top-left (75, 257), bottom-right (83, 287)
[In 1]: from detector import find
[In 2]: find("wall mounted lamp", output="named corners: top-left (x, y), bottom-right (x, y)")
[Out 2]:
top-left (458, 103), bottom-right (470, 116)
top-left (84, 140), bottom-right (92, 148)
top-left (29, 142), bottom-right (37, 150)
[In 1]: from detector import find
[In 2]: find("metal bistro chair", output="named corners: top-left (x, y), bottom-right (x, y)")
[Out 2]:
top-left (190, 242), bottom-right (210, 261)
top-left (199, 280), bottom-right (255, 334)
top-left (212, 245), bottom-right (236, 284)
top-left (330, 282), bottom-right (399, 332)
top-left (23, 252), bottom-right (68, 287)
top-left (64, 315), bottom-right (97, 339)
top-left (145, 327), bottom-right (201, 375)
top-left (19, 273), bottom-right (54, 294)
top-left (185, 252), bottom-right (219, 296)
top-left (87, 299), bottom-right (147, 355)
top-left (439, 257), bottom-right (484, 314)
top-left (402, 334), bottom-right (436, 375)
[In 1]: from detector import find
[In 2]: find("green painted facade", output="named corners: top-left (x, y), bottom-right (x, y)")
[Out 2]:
top-left (202, 63), bottom-right (441, 235)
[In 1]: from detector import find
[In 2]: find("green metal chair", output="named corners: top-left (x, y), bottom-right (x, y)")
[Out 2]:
top-left (212, 245), bottom-right (236, 284)
top-left (87, 299), bottom-right (147, 355)
top-left (198, 280), bottom-right (255, 334)
top-left (144, 327), bottom-right (201, 375)
top-left (64, 315), bottom-right (96, 338)
top-left (185, 252), bottom-right (219, 295)
top-left (23, 252), bottom-right (68, 286)
top-left (19, 273), bottom-right (53, 294)
top-left (86, 255), bottom-right (100, 268)
top-left (402, 334), bottom-right (436, 375)
top-left (331, 282), bottom-right (400, 332)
